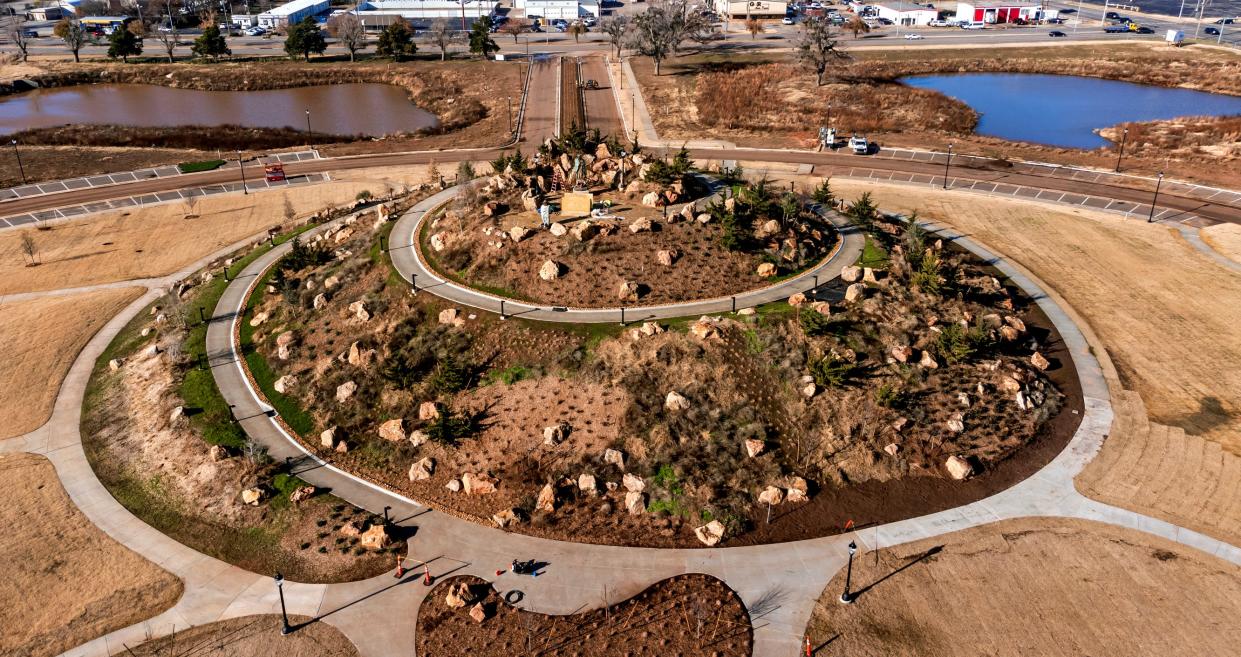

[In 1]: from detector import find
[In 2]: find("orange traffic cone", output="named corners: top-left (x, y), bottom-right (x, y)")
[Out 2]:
top-left (805, 635), bottom-right (812, 656)
top-left (394, 555), bottom-right (405, 579)
top-left (423, 563), bottom-right (433, 586)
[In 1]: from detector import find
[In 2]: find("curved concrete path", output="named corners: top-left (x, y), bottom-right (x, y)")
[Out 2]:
top-left (4, 194), bottom-right (1237, 657)
top-left (388, 184), bottom-right (865, 323)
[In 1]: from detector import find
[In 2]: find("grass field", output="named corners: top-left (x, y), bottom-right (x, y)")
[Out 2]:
top-left (124, 615), bottom-right (357, 657)
top-left (0, 180), bottom-right (406, 295)
top-left (0, 286), bottom-right (143, 439)
top-left (808, 518), bottom-right (1241, 656)
top-left (0, 453), bottom-right (182, 657)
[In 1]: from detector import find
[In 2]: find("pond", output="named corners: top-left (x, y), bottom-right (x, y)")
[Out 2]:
top-left (0, 83), bottom-right (439, 136)
top-left (902, 73), bottom-right (1241, 149)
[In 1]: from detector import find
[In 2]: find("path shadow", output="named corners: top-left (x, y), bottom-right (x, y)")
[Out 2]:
top-left (851, 545), bottom-right (942, 601)
top-left (813, 634), bottom-right (841, 655)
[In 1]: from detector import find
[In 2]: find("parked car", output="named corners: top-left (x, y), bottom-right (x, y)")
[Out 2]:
top-left (848, 134), bottom-right (869, 154)
top-left (1214, 18), bottom-right (1235, 24)
top-left (878, 17), bottom-right (893, 25)
top-left (1105, 10), bottom-right (1121, 19)
top-left (1135, 26), bottom-right (1154, 33)
top-left (782, 16), bottom-right (795, 24)
top-left (1204, 26), bottom-right (1221, 35)
top-left (904, 33), bottom-right (923, 39)
top-left (245, 26), bottom-right (266, 36)
top-left (1048, 30), bottom-right (1066, 37)
top-left (583, 17), bottom-right (597, 26)
top-left (961, 22), bottom-right (985, 29)
top-left (21, 28), bottom-right (38, 37)
top-left (927, 19), bottom-right (949, 27)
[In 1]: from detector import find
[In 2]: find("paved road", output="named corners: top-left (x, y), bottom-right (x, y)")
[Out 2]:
top-left (389, 183), bottom-right (863, 322)
top-left (580, 55), bottom-right (626, 137)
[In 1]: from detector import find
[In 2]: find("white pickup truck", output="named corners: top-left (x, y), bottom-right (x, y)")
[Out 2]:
top-left (849, 135), bottom-right (870, 155)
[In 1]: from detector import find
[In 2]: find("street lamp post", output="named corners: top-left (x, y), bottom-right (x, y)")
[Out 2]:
top-left (839, 540), bottom-right (857, 604)
top-left (1147, 171), bottom-right (1164, 223)
top-left (1115, 127), bottom-right (1128, 172)
top-left (506, 96), bottom-right (513, 134)
top-left (274, 573), bottom-right (292, 635)
top-left (942, 144), bottom-right (953, 190)
top-left (11, 139), bottom-right (25, 185)
top-left (305, 109), bottom-right (312, 135)
top-left (619, 150), bottom-right (626, 189)
top-left (237, 150), bottom-right (248, 195)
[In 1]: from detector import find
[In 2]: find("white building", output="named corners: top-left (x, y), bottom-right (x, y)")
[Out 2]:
top-left (713, 0), bottom-right (789, 19)
top-left (355, 0), bottom-right (500, 28)
top-left (256, 0), bottom-right (330, 29)
top-left (871, 4), bottom-right (937, 25)
top-left (516, 0), bottom-right (600, 20)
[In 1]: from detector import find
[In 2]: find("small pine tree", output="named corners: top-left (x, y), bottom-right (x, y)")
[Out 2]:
top-left (811, 178), bottom-right (834, 205)
top-left (376, 18), bottom-right (416, 60)
top-left (284, 16), bottom-right (327, 61)
top-left (107, 22), bottom-right (143, 62)
top-left (468, 17), bottom-right (499, 59)
top-left (847, 192), bottom-right (879, 230)
top-left (192, 25), bottom-right (231, 59)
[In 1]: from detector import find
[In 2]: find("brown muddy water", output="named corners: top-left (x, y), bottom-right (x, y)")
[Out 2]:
top-left (0, 83), bottom-right (439, 136)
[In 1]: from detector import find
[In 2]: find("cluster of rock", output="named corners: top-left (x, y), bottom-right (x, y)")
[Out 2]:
top-left (444, 581), bottom-right (489, 624)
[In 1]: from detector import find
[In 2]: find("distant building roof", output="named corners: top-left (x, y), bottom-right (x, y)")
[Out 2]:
top-left (959, 0), bottom-right (1040, 7)
top-left (262, 0), bottom-right (329, 17)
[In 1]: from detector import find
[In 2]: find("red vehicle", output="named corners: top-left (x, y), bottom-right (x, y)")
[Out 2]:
top-left (264, 163), bottom-right (286, 182)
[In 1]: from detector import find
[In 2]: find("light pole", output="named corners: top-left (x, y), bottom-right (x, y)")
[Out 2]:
top-left (237, 150), bottom-right (248, 195)
top-left (274, 573), bottom-right (291, 635)
top-left (619, 150), bottom-right (626, 189)
top-left (839, 540), bottom-right (857, 604)
top-left (506, 96), bottom-right (512, 134)
top-left (10, 139), bottom-right (25, 185)
top-left (942, 144), bottom-right (953, 190)
top-left (1147, 171), bottom-right (1164, 223)
top-left (1114, 127), bottom-right (1128, 172)
top-left (304, 109), bottom-right (312, 135)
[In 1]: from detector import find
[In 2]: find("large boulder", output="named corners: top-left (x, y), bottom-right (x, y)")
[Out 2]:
top-left (694, 520), bottom-right (726, 547)
top-left (617, 280), bottom-right (640, 302)
top-left (274, 375), bottom-right (297, 394)
top-left (543, 422), bottom-right (570, 445)
top-left (539, 260), bottom-right (562, 281)
top-left (689, 317), bottom-right (719, 340)
top-left (348, 341), bottom-right (373, 368)
top-left (491, 508), bottom-right (523, 529)
top-left (629, 216), bottom-right (654, 233)
top-left (536, 483), bottom-right (557, 512)
top-left (890, 345), bottom-right (913, 363)
top-left (241, 487), bottom-right (264, 506)
top-left (446, 582), bottom-right (471, 608)
top-left (549, 221), bottom-right (568, 237)
top-left (313, 293), bottom-right (328, 310)
top-left (409, 429), bottom-right (429, 448)
top-left (1030, 351), bottom-right (1050, 371)
top-left (335, 381), bottom-right (357, 402)
top-left (664, 391), bottom-right (690, 412)
top-left (571, 221), bottom-right (598, 242)
top-left (360, 523), bottom-right (391, 549)
top-left (409, 457), bottom-right (435, 482)
top-left (642, 191), bottom-right (662, 207)
top-left (787, 293), bottom-right (807, 307)
top-left (945, 455), bottom-right (974, 480)
top-left (624, 491), bottom-right (646, 515)
top-left (509, 225), bottom-right (532, 242)
top-left (276, 331), bottom-right (295, 360)
top-left (378, 418), bottom-right (406, 442)
top-left (656, 249), bottom-right (679, 267)
top-left (603, 448), bottom-right (625, 470)
top-left (320, 426), bottom-right (338, 449)
top-left (841, 265), bottom-right (862, 282)
top-left (757, 263), bottom-right (777, 278)
top-left (844, 283), bottom-right (865, 302)
top-left (249, 311), bottom-right (270, 327)
top-left (469, 602), bottom-right (488, 624)
top-left (438, 308), bottom-right (459, 325)
top-left (348, 301), bottom-right (370, 323)
top-left (744, 439), bottom-right (765, 458)
top-left (419, 401), bottom-right (440, 420)
top-left (757, 486), bottom-right (784, 506)
top-left (289, 485), bottom-right (316, 504)
top-left (577, 473), bottom-right (597, 494)
top-left (919, 350), bottom-right (939, 370)
top-left (810, 301), bottom-right (831, 316)
top-left (462, 472), bottom-right (497, 495)
top-left (622, 472), bottom-right (646, 493)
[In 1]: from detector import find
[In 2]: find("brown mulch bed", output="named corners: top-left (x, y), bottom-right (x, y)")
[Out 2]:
top-left (416, 574), bottom-right (752, 657)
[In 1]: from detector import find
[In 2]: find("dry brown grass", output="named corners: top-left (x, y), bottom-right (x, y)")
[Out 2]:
top-left (124, 615), bottom-right (357, 657)
top-left (828, 179), bottom-right (1241, 453)
top-left (807, 518), bottom-right (1241, 656)
top-left (0, 452), bottom-right (183, 657)
top-left (1101, 115), bottom-right (1241, 163)
top-left (1078, 390), bottom-right (1241, 548)
top-left (0, 179), bottom-right (410, 295)
top-left (1202, 223), bottom-right (1241, 264)
top-left (0, 286), bottom-right (143, 439)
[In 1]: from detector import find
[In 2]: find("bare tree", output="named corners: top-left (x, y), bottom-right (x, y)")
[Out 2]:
top-left (8, 22), bottom-right (31, 63)
top-left (328, 13), bottom-right (367, 61)
top-left (629, 0), bottom-right (716, 76)
top-left (283, 194), bottom-right (296, 224)
top-left (19, 230), bottom-right (37, 266)
top-left (745, 17), bottom-right (763, 39)
top-left (426, 19), bottom-right (456, 61)
top-left (600, 15), bottom-right (629, 58)
top-left (567, 21), bottom-right (587, 43)
top-left (845, 15), bottom-right (870, 39)
top-left (153, 20), bottom-right (179, 62)
top-left (498, 18), bottom-right (527, 43)
top-left (794, 17), bottom-right (848, 86)
top-left (53, 19), bottom-right (87, 63)
top-left (183, 192), bottom-right (199, 217)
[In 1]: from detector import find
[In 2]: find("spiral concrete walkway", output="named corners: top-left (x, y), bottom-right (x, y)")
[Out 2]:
top-left (388, 185), bottom-right (865, 323)
top-left (5, 197), bottom-right (1237, 657)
